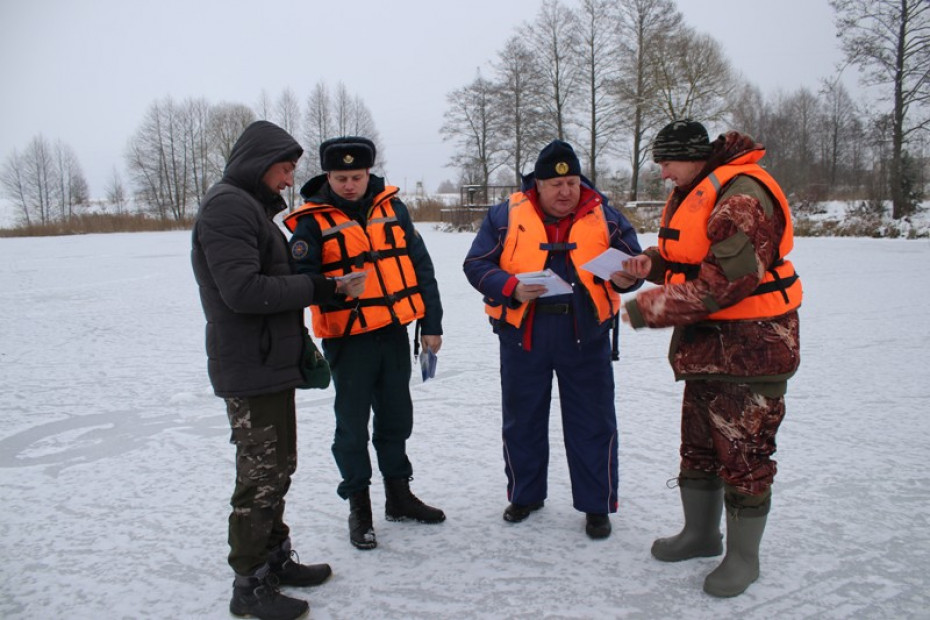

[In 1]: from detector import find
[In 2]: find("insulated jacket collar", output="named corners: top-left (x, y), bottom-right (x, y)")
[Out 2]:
top-left (299, 172), bottom-right (388, 206)
top-left (668, 131), bottom-right (764, 212)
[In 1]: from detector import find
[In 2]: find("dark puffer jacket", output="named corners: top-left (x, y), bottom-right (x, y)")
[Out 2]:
top-left (191, 120), bottom-right (330, 398)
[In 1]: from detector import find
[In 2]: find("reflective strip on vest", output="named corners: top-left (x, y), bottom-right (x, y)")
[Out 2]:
top-left (285, 188), bottom-right (424, 337)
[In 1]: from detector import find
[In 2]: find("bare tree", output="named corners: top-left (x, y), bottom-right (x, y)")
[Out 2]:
top-left (296, 82), bottom-right (383, 183)
top-left (254, 90), bottom-right (272, 120)
top-left (614, 0), bottom-right (683, 200)
top-left (573, 0), bottom-right (624, 183)
top-left (274, 88), bottom-right (302, 207)
top-left (493, 36), bottom-right (548, 185)
top-left (775, 88), bottom-right (823, 193)
top-left (831, 0), bottom-right (930, 218)
top-left (332, 84), bottom-right (352, 137)
top-left (183, 98), bottom-right (212, 207)
top-left (650, 26), bottom-right (735, 123)
top-left (207, 102), bottom-right (255, 181)
top-left (529, 0), bottom-right (581, 141)
top-left (727, 81), bottom-right (768, 141)
top-left (53, 140), bottom-right (89, 220)
top-left (126, 97), bottom-right (192, 221)
top-left (819, 76), bottom-right (862, 189)
top-left (105, 167), bottom-right (128, 214)
top-left (440, 71), bottom-right (508, 190)
top-left (1, 135), bottom-right (55, 225)
top-left (1, 134), bottom-right (88, 225)
top-left (1, 149), bottom-right (32, 225)
top-left (303, 82), bottom-right (333, 180)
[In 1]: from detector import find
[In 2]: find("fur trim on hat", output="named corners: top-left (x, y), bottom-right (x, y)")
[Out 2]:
top-left (320, 136), bottom-right (376, 171)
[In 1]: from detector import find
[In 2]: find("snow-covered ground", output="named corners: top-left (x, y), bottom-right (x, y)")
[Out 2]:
top-left (1, 226), bottom-right (928, 619)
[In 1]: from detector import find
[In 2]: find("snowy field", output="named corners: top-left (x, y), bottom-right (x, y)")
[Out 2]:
top-left (1, 225), bottom-right (929, 619)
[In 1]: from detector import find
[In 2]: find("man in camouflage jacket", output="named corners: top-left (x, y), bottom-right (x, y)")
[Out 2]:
top-left (621, 120), bottom-right (801, 598)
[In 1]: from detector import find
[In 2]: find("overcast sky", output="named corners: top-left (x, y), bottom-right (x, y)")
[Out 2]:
top-left (0, 0), bottom-right (847, 200)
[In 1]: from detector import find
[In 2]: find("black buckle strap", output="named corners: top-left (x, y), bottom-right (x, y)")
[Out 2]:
top-left (658, 227), bottom-right (680, 240)
top-left (539, 242), bottom-right (577, 252)
top-left (752, 271), bottom-right (798, 301)
top-left (535, 303), bottom-right (572, 315)
top-left (667, 261), bottom-right (700, 280)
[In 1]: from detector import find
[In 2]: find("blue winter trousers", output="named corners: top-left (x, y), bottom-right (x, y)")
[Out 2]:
top-left (499, 313), bottom-right (619, 514)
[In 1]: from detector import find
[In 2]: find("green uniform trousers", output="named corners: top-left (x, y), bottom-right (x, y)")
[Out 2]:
top-left (324, 326), bottom-right (414, 499)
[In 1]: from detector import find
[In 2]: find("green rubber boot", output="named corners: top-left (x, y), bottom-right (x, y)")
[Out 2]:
top-left (651, 475), bottom-right (723, 562)
top-left (703, 491), bottom-right (770, 598)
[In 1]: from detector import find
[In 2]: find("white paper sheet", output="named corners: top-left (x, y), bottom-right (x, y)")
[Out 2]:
top-left (515, 269), bottom-right (573, 297)
top-left (580, 248), bottom-right (636, 280)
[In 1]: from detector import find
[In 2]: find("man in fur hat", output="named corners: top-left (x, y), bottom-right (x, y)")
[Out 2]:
top-left (284, 137), bottom-right (445, 551)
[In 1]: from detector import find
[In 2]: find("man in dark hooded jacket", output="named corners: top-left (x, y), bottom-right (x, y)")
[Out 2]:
top-left (192, 120), bottom-right (364, 620)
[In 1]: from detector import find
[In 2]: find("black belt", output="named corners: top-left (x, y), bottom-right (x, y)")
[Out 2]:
top-left (535, 303), bottom-right (572, 315)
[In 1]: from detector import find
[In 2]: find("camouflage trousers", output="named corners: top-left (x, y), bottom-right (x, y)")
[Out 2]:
top-left (679, 380), bottom-right (786, 497)
top-left (224, 389), bottom-right (298, 575)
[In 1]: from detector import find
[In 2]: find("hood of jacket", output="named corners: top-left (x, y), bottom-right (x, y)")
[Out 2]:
top-left (222, 120), bottom-right (303, 214)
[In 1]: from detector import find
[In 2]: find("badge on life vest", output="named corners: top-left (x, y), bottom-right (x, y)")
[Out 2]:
top-left (291, 239), bottom-right (309, 260)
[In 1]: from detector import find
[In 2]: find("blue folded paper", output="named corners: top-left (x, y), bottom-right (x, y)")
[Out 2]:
top-left (419, 348), bottom-right (438, 382)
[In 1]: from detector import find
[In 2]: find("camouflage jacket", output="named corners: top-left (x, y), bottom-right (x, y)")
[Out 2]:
top-left (625, 133), bottom-right (800, 394)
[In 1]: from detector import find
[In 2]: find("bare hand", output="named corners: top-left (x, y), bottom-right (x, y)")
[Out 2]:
top-left (610, 271), bottom-right (638, 288)
top-left (421, 334), bottom-right (442, 354)
top-left (621, 255), bottom-right (652, 280)
top-left (334, 271), bottom-right (368, 298)
top-left (514, 282), bottom-right (547, 303)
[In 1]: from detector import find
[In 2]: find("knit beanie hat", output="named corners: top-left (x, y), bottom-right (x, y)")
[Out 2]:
top-left (320, 136), bottom-right (376, 171)
top-left (534, 140), bottom-right (581, 179)
top-left (652, 120), bottom-right (712, 162)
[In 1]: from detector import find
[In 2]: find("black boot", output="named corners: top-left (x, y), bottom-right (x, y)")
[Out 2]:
top-left (384, 477), bottom-right (446, 523)
top-left (230, 564), bottom-right (309, 620)
top-left (503, 501), bottom-right (544, 523)
top-left (585, 513), bottom-right (612, 539)
top-left (268, 538), bottom-right (332, 587)
top-left (348, 489), bottom-right (377, 550)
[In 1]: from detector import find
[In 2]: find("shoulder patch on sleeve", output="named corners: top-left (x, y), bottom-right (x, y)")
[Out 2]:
top-left (290, 239), bottom-right (309, 260)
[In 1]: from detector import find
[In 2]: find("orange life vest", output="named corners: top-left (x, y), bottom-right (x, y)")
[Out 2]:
top-left (488, 191), bottom-right (619, 329)
top-left (658, 151), bottom-right (802, 321)
top-left (284, 186), bottom-right (425, 338)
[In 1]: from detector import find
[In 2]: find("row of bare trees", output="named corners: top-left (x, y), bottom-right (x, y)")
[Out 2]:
top-left (0, 135), bottom-right (89, 226)
top-left (125, 83), bottom-right (381, 221)
top-left (441, 0), bottom-right (736, 197)
top-left (441, 0), bottom-right (929, 217)
top-left (1, 82), bottom-right (380, 225)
